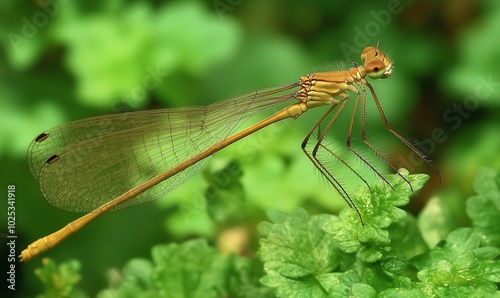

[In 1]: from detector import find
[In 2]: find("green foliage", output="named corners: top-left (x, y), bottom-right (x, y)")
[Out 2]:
top-left (33, 168), bottom-right (500, 297)
top-left (467, 167), bottom-right (500, 247)
top-left (412, 228), bottom-right (500, 297)
top-left (53, 2), bottom-right (241, 108)
top-left (323, 169), bottom-right (428, 263)
top-left (34, 258), bottom-right (86, 298)
top-left (6, 1), bottom-right (500, 296)
top-left (203, 159), bottom-right (247, 223)
top-left (258, 209), bottom-right (341, 297)
top-left (149, 239), bottom-right (271, 298)
top-left (36, 240), bottom-right (273, 298)
top-left (257, 170), bottom-right (427, 297)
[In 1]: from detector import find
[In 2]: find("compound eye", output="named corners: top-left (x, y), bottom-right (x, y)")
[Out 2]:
top-left (361, 46), bottom-right (378, 63)
top-left (365, 60), bottom-right (386, 79)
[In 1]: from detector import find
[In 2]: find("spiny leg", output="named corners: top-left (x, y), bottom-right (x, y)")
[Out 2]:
top-left (301, 100), bottom-right (364, 224)
top-left (302, 105), bottom-right (351, 206)
top-left (356, 81), bottom-right (415, 191)
top-left (364, 82), bottom-right (442, 182)
top-left (345, 86), bottom-right (397, 190)
top-left (316, 142), bottom-right (371, 194)
top-left (312, 95), bottom-right (372, 194)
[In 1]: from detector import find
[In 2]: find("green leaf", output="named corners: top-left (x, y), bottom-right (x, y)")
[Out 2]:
top-left (34, 258), bottom-right (86, 298)
top-left (411, 228), bottom-right (500, 296)
top-left (203, 159), bottom-right (246, 223)
top-left (323, 170), bottom-right (429, 262)
top-left (151, 239), bottom-right (226, 298)
top-left (320, 271), bottom-right (375, 298)
top-left (360, 266), bottom-right (412, 293)
top-left (387, 215), bottom-right (428, 260)
top-left (467, 167), bottom-right (500, 247)
top-left (378, 288), bottom-right (427, 298)
top-left (258, 209), bottom-right (341, 297)
top-left (151, 239), bottom-right (271, 298)
top-left (97, 259), bottom-right (157, 298)
top-left (417, 196), bottom-right (456, 248)
top-left (320, 268), bottom-right (415, 298)
top-left (380, 256), bottom-right (407, 278)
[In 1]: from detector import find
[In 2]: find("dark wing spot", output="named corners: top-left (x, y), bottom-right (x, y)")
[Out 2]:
top-left (47, 154), bottom-right (60, 164)
top-left (35, 133), bottom-right (49, 142)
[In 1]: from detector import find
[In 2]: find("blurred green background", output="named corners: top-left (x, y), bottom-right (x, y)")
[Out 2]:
top-left (1, 0), bottom-right (499, 296)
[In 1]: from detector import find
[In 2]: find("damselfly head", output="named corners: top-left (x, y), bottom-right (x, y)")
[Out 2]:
top-left (361, 46), bottom-right (393, 80)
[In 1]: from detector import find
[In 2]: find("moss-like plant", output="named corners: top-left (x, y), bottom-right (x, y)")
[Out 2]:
top-left (34, 168), bottom-right (500, 297)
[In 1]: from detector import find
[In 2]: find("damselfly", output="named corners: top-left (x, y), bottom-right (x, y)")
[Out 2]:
top-left (21, 46), bottom-right (438, 262)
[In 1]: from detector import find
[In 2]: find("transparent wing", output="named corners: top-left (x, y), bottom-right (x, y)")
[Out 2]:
top-left (28, 83), bottom-right (298, 212)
